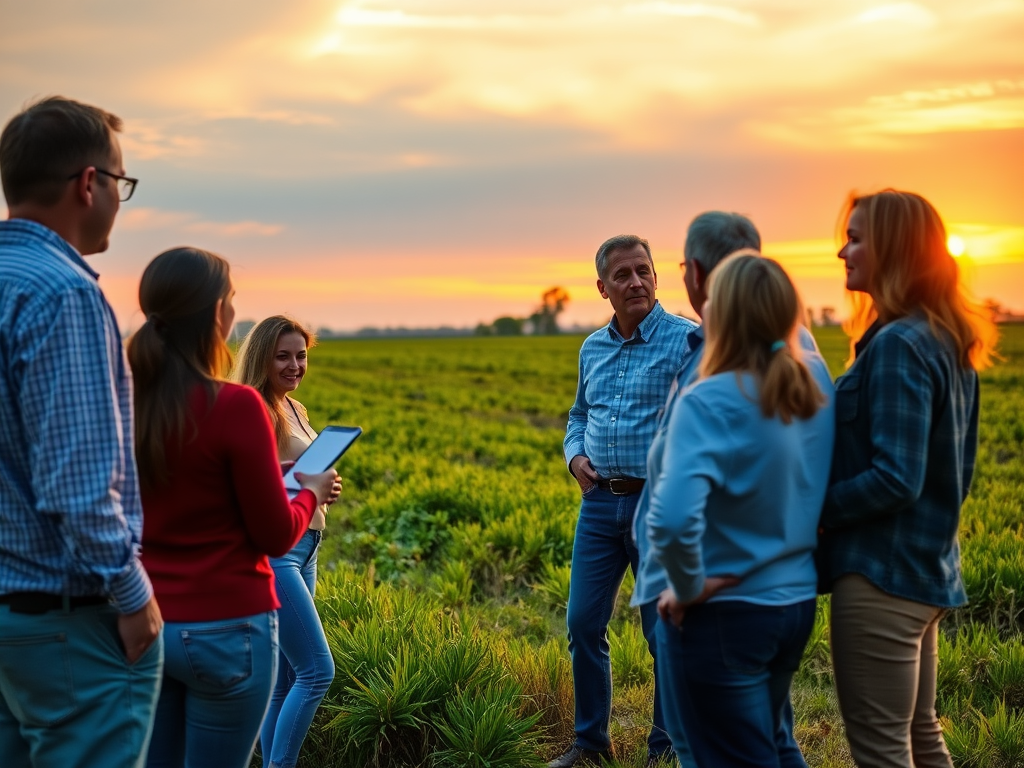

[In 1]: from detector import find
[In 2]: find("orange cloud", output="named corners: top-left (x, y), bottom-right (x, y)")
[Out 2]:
top-left (118, 208), bottom-right (284, 238)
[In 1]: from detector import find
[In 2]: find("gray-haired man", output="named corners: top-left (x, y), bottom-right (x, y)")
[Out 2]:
top-left (632, 211), bottom-right (829, 762)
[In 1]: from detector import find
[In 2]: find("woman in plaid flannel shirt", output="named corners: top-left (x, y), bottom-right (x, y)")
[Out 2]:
top-left (820, 190), bottom-right (997, 768)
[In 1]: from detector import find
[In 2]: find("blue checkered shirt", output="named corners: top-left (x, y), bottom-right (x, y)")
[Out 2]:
top-left (564, 302), bottom-right (697, 479)
top-left (0, 219), bottom-right (152, 613)
top-left (818, 316), bottom-right (979, 608)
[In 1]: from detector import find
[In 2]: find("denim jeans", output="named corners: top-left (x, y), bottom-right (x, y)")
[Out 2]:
top-left (260, 530), bottom-right (335, 768)
top-left (0, 602), bottom-right (163, 768)
top-left (566, 486), bottom-right (672, 757)
top-left (656, 599), bottom-right (815, 768)
top-left (146, 610), bottom-right (278, 768)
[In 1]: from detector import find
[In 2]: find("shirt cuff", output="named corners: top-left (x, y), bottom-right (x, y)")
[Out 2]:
top-left (666, 569), bottom-right (704, 604)
top-left (564, 441), bottom-right (585, 468)
top-left (108, 556), bottom-right (154, 614)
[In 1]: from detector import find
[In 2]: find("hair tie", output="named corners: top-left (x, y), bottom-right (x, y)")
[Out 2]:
top-left (146, 313), bottom-right (170, 338)
top-left (770, 339), bottom-right (786, 353)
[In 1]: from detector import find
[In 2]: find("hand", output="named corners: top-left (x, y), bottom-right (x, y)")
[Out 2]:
top-left (569, 455), bottom-right (600, 494)
top-left (326, 476), bottom-right (343, 506)
top-left (693, 575), bottom-right (742, 604)
top-left (657, 589), bottom-right (687, 627)
top-left (118, 596), bottom-right (163, 664)
top-left (295, 468), bottom-right (339, 507)
top-left (656, 576), bottom-right (741, 628)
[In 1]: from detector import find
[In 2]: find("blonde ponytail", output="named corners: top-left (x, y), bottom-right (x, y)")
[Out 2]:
top-left (700, 253), bottom-right (825, 423)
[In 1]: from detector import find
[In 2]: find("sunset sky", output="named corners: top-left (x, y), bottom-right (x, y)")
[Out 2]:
top-left (3, 0), bottom-right (1023, 331)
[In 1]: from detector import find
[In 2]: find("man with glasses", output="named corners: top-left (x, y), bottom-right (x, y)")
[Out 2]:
top-left (0, 96), bottom-right (162, 768)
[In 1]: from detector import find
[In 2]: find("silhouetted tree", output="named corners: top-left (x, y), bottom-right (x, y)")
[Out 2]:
top-left (528, 287), bottom-right (570, 335)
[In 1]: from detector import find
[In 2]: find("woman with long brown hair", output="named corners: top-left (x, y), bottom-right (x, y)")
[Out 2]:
top-left (645, 253), bottom-right (835, 766)
top-left (234, 315), bottom-right (340, 768)
top-left (127, 248), bottom-right (337, 768)
top-left (821, 190), bottom-right (997, 767)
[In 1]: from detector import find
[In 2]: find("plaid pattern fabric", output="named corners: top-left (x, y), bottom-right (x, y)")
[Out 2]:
top-left (820, 315), bottom-right (979, 607)
top-left (0, 219), bottom-right (151, 612)
top-left (564, 302), bottom-right (697, 479)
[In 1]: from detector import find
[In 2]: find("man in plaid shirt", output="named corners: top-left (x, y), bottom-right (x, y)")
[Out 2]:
top-left (552, 235), bottom-right (696, 768)
top-left (0, 97), bottom-right (162, 768)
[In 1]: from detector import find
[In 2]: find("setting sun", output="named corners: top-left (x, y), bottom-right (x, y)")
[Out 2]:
top-left (948, 235), bottom-right (966, 257)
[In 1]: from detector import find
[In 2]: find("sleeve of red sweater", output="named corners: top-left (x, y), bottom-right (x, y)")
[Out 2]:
top-left (222, 385), bottom-right (316, 557)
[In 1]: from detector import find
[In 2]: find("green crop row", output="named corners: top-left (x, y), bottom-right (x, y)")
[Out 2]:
top-left (263, 324), bottom-right (1024, 767)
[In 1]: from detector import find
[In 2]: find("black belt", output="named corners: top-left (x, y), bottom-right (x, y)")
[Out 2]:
top-left (596, 477), bottom-right (646, 496)
top-left (0, 592), bottom-right (109, 615)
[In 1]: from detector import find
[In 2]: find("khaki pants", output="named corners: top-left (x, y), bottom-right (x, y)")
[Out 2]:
top-left (830, 574), bottom-right (953, 768)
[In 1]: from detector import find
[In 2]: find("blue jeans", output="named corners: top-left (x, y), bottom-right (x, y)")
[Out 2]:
top-left (147, 610), bottom-right (278, 768)
top-left (656, 599), bottom-right (815, 768)
top-left (0, 602), bottom-right (163, 768)
top-left (260, 530), bottom-right (335, 768)
top-left (566, 487), bottom-right (672, 757)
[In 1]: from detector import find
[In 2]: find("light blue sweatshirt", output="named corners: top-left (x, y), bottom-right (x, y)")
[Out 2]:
top-left (643, 368), bottom-right (835, 606)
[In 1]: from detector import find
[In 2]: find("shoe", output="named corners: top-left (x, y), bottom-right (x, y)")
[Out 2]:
top-left (547, 745), bottom-right (614, 767)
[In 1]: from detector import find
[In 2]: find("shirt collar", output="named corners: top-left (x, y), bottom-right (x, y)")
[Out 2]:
top-left (854, 319), bottom-right (883, 359)
top-left (0, 218), bottom-right (99, 280)
top-left (608, 300), bottom-right (665, 343)
top-left (686, 323), bottom-right (704, 351)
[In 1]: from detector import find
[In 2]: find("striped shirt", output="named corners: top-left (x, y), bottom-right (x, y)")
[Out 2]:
top-left (564, 302), bottom-right (697, 479)
top-left (0, 219), bottom-right (152, 613)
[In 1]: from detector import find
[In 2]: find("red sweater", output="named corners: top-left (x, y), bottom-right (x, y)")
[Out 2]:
top-left (141, 383), bottom-right (316, 622)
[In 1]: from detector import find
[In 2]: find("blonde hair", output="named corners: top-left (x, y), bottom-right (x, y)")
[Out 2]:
top-left (838, 190), bottom-right (997, 369)
top-left (127, 247), bottom-right (234, 490)
top-left (699, 253), bottom-right (824, 423)
top-left (232, 315), bottom-right (316, 450)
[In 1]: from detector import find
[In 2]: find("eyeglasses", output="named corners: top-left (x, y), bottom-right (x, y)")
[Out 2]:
top-left (67, 168), bottom-right (138, 202)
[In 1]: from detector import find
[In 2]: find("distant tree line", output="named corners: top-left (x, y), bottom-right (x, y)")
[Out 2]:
top-left (475, 287), bottom-right (571, 336)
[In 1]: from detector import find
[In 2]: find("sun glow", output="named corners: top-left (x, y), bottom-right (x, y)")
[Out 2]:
top-left (948, 235), bottom-right (966, 257)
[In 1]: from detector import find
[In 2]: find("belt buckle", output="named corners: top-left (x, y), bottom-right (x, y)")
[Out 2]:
top-left (607, 478), bottom-right (630, 495)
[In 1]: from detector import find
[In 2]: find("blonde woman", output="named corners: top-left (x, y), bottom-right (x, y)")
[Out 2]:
top-left (821, 190), bottom-right (997, 767)
top-left (234, 316), bottom-right (340, 768)
top-left (645, 253), bottom-right (834, 766)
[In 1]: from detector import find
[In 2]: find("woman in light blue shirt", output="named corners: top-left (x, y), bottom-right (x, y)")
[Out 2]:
top-left (646, 253), bottom-right (835, 767)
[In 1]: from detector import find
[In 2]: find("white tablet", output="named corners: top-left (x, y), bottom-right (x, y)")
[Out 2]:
top-left (283, 425), bottom-right (362, 494)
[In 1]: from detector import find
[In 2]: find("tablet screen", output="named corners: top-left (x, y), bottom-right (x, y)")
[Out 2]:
top-left (283, 425), bottom-right (362, 493)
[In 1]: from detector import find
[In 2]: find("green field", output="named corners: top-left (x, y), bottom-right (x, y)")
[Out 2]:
top-left (272, 324), bottom-right (1024, 768)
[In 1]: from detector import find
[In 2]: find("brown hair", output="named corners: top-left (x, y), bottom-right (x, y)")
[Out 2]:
top-left (127, 247), bottom-right (234, 490)
top-left (699, 253), bottom-right (824, 423)
top-left (0, 96), bottom-right (122, 207)
top-left (232, 315), bottom-right (316, 451)
top-left (838, 189), bottom-right (997, 369)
